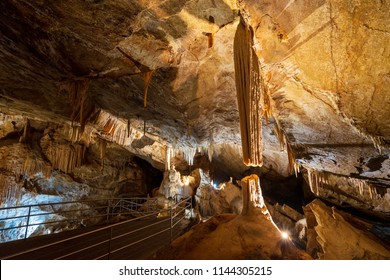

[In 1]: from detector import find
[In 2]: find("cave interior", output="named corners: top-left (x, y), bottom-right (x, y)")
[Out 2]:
top-left (0, 0), bottom-right (389, 260)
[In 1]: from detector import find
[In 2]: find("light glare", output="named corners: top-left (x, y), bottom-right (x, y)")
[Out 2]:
top-left (281, 231), bottom-right (289, 239)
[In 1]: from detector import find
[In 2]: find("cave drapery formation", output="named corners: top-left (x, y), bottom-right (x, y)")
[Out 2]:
top-left (234, 14), bottom-right (263, 167)
top-left (0, 0), bottom-right (390, 259)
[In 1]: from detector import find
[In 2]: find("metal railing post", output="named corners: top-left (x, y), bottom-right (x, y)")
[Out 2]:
top-left (106, 200), bottom-right (111, 224)
top-left (170, 203), bottom-right (174, 242)
top-left (24, 206), bottom-right (31, 239)
top-left (188, 196), bottom-right (192, 218)
top-left (108, 227), bottom-right (113, 260)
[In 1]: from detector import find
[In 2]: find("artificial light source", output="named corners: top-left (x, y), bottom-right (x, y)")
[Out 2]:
top-left (281, 231), bottom-right (289, 239)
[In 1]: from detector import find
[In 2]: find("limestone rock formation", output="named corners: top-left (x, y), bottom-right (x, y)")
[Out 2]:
top-left (156, 174), bottom-right (310, 259)
top-left (309, 199), bottom-right (390, 259)
top-left (157, 165), bottom-right (203, 200)
top-left (302, 203), bottom-right (323, 258)
top-left (267, 203), bottom-right (305, 245)
top-left (0, 0), bottom-right (389, 259)
top-left (1, 0), bottom-right (388, 180)
top-left (158, 166), bottom-right (186, 198)
top-left (303, 169), bottom-right (390, 219)
top-left (0, 113), bottom-right (164, 241)
top-left (193, 173), bottom-right (243, 218)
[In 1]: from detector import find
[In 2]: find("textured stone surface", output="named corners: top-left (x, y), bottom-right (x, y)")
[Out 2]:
top-left (241, 0), bottom-right (390, 181)
top-left (195, 177), bottom-right (242, 218)
top-left (303, 170), bottom-right (390, 217)
top-left (0, 116), bottom-right (161, 206)
top-left (0, 114), bottom-right (165, 242)
top-left (0, 0), bottom-right (278, 178)
top-left (309, 199), bottom-right (390, 259)
top-left (1, 0), bottom-right (389, 185)
top-left (1, 0), bottom-right (390, 257)
top-left (156, 174), bottom-right (310, 259)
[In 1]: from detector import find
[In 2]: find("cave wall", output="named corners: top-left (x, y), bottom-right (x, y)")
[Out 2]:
top-left (0, 0), bottom-right (389, 258)
top-left (0, 112), bottom-right (163, 208)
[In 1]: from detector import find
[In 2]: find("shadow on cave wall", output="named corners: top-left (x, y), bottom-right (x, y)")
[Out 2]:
top-left (133, 156), bottom-right (163, 196)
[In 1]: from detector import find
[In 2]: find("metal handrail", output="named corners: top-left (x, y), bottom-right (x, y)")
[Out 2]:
top-left (0, 198), bottom-right (122, 211)
top-left (0, 195), bottom-right (193, 260)
top-left (0, 196), bottom-right (166, 243)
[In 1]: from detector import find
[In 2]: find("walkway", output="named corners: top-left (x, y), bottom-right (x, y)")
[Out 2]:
top-left (0, 196), bottom-right (192, 259)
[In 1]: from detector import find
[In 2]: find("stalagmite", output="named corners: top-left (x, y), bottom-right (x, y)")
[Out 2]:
top-left (234, 15), bottom-right (263, 166)
top-left (240, 174), bottom-right (267, 216)
top-left (159, 165), bottom-right (184, 198)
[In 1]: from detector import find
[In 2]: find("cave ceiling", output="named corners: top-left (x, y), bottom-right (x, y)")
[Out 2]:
top-left (0, 0), bottom-right (389, 184)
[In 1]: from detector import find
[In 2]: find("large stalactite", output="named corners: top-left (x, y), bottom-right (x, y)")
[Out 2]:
top-left (233, 15), bottom-right (263, 167)
top-left (59, 79), bottom-right (93, 132)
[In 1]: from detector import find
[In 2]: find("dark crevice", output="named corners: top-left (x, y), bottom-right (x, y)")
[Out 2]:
top-left (366, 155), bottom-right (388, 171)
top-left (0, 130), bottom-right (21, 147)
top-left (261, 174), bottom-right (306, 214)
top-left (133, 156), bottom-right (163, 195)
